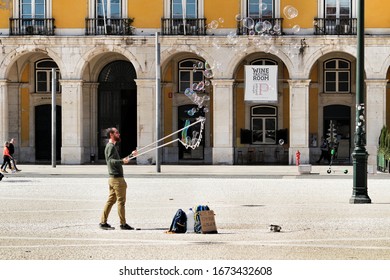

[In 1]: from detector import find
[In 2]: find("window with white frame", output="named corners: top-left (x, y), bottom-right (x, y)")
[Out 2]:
top-left (178, 59), bottom-right (204, 93)
top-left (325, 0), bottom-right (351, 19)
top-left (248, 0), bottom-right (273, 18)
top-left (251, 105), bottom-right (277, 144)
top-left (20, 0), bottom-right (46, 18)
top-left (35, 60), bottom-right (60, 93)
top-left (172, 0), bottom-right (197, 18)
top-left (324, 58), bottom-right (350, 93)
top-left (96, 0), bottom-right (121, 19)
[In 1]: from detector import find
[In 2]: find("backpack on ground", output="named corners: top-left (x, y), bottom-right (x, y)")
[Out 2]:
top-left (167, 209), bottom-right (187, 233)
top-left (194, 205), bottom-right (210, 233)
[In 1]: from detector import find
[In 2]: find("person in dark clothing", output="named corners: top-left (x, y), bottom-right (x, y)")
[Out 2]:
top-left (5, 138), bottom-right (21, 172)
top-left (1, 142), bottom-right (12, 173)
top-left (99, 127), bottom-right (138, 230)
top-left (316, 137), bottom-right (330, 164)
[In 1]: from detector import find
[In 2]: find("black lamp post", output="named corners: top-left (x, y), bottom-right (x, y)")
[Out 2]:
top-left (350, 0), bottom-right (371, 204)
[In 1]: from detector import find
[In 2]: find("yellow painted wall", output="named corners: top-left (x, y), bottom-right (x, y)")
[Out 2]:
top-left (205, 0), bottom-right (238, 29)
top-left (131, 0), bottom-right (163, 28)
top-left (366, 0), bottom-right (390, 28)
top-left (52, 0), bottom-right (85, 28)
top-left (281, 1), bottom-right (316, 29)
top-left (0, 0), bottom-right (11, 28)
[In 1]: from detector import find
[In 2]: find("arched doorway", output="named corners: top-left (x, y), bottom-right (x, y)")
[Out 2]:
top-left (97, 60), bottom-right (137, 159)
top-left (35, 105), bottom-right (62, 161)
top-left (323, 105), bottom-right (351, 163)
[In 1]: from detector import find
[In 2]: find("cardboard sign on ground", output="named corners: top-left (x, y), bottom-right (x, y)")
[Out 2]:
top-left (199, 210), bottom-right (218, 234)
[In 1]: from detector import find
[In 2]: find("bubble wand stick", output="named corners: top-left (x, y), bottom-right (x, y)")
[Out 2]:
top-left (128, 117), bottom-right (205, 159)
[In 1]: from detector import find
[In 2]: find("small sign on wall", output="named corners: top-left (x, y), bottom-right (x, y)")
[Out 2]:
top-left (245, 65), bottom-right (278, 102)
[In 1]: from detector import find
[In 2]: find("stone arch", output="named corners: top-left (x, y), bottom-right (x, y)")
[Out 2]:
top-left (0, 46), bottom-right (64, 80)
top-left (78, 46), bottom-right (144, 82)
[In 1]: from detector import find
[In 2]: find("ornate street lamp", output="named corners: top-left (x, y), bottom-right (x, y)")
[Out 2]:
top-left (350, 0), bottom-right (371, 204)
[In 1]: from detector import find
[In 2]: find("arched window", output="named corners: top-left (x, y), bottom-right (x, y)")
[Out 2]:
top-left (178, 59), bottom-right (204, 93)
top-left (324, 58), bottom-right (350, 93)
top-left (251, 105), bottom-right (277, 144)
top-left (35, 59), bottom-right (60, 93)
top-left (251, 58), bottom-right (277, 66)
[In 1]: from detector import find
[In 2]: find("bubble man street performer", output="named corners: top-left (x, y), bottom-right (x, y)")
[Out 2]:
top-left (99, 127), bottom-right (137, 230)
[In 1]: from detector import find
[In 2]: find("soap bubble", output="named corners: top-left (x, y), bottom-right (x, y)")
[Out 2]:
top-left (283, 5), bottom-right (298, 19)
top-left (202, 95), bottom-right (210, 102)
top-left (184, 88), bottom-right (194, 97)
top-left (242, 17), bottom-right (255, 29)
top-left (197, 61), bottom-right (204, 69)
top-left (235, 14), bottom-right (243, 21)
top-left (227, 31), bottom-right (239, 44)
top-left (203, 107), bottom-right (209, 113)
top-left (209, 20), bottom-right (219, 29)
top-left (279, 139), bottom-right (284, 145)
top-left (292, 24), bottom-right (301, 33)
top-left (196, 81), bottom-right (205, 91)
top-left (254, 21), bottom-right (264, 33)
top-left (204, 61), bottom-right (214, 70)
top-left (218, 17), bottom-right (224, 23)
top-left (263, 20), bottom-right (272, 32)
top-left (203, 69), bottom-right (214, 79)
top-left (260, 3), bottom-right (268, 11)
top-left (273, 23), bottom-right (281, 33)
top-left (187, 107), bottom-right (197, 116)
top-left (204, 80), bottom-right (211, 86)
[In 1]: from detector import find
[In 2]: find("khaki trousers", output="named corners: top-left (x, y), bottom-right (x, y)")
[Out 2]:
top-left (101, 177), bottom-right (127, 225)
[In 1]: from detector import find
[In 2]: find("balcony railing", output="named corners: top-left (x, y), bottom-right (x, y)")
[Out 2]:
top-left (237, 18), bottom-right (283, 35)
top-left (9, 18), bottom-right (55, 35)
top-left (314, 18), bottom-right (357, 35)
top-left (161, 18), bottom-right (207, 35)
top-left (85, 18), bottom-right (133, 35)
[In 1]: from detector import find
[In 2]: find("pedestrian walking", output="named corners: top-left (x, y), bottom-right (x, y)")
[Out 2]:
top-left (5, 138), bottom-right (21, 172)
top-left (1, 141), bottom-right (12, 173)
top-left (99, 127), bottom-right (138, 230)
top-left (1, 142), bottom-right (13, 173)
top-left (316, 137), bottom-right (330, 164)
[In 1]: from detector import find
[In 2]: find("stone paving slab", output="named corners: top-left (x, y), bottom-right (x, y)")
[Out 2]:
top-left (1, 169), bottom-right (390, 260)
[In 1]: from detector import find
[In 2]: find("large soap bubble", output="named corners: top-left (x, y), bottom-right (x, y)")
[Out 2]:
top-left (242, 17), bottom-right (255, 29)
top-left (283, 5), bottom-right (298, 19)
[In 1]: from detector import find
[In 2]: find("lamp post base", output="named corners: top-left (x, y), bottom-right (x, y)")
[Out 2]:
top-left (350, 148), bottom-right (371, 204)
top-left (349, 195), bottom-right (371, 204)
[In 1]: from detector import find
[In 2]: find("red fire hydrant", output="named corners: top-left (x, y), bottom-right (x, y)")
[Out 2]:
top-left (295, 150), bottom-right (301, 166)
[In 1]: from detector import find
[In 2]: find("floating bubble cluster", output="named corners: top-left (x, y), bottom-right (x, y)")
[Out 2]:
top-left (180, 58), bottom-right (215, 148)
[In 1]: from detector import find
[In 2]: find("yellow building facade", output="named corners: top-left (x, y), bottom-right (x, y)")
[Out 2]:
top-left (0, 0), bottom-right (390, 169)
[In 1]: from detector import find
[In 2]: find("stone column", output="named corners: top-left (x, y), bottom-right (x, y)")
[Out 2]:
top-left (0, 80), bottom-right (9, 145)
top-left (212, 79), bottom-right (235, 164)
top-left (288, 79), bottom-right (311, 164)
top-left (60, 79), bottom-right (84, 164)
top-left (365, 79), bottom-right (387, 172)
top-left (135, 78), bottom-right (155, 165)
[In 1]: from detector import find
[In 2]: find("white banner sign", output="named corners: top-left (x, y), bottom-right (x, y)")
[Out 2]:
top-left (245, 65), bottom-right (278, 102)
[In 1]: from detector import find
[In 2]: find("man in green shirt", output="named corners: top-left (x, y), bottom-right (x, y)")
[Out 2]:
top-left (100, 127), bottom-right (137, 230)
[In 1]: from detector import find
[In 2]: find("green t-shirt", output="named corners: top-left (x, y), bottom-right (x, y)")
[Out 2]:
top-left (105, 142), bottom-right (124, 177)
